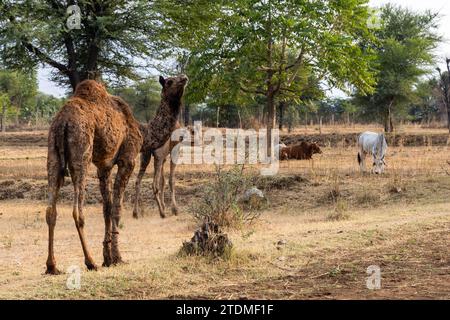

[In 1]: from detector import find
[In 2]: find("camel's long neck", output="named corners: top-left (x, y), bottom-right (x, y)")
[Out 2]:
top-left (145, 98), bottom-right (181, 151)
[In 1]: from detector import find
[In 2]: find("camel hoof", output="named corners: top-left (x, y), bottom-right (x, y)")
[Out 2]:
top-left (86, 263), bottom-right (98, 271)
top-left (112, 258), bottom-right (127, 266)
top-left (159, 213), bottom-right (166, 219)
top-left (171, 207), bottom-right (179, 216)
top-left (102, 259), bottom-right (112, 267)
top-left (132, 209), bottom-right (139, 219)
top-left (45, 266), bottom-right (62, 275)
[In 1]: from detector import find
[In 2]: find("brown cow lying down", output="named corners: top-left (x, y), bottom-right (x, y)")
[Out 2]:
top-left (280, 141), bottom-right (322, 160)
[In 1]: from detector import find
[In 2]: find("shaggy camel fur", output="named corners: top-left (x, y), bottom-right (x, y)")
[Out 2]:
top-left (133, 75), bottom-right (188, 218)
top-left (45, 80), bottom-right (142, 274)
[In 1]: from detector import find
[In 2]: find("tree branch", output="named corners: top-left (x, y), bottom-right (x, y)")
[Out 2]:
top-left (21, 40), bottom-right (69, 74)
top-left (240, 84), bottom-right (265, 95)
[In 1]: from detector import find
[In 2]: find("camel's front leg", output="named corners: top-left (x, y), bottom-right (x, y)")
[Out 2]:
top-left (133, 152), bottom-right (151, 219)
top-left (111, 160), bottom-right (135, 264)
top-left (169, 159), bottom-right (179, 215)
top-left (70, 162), bottom-right (98, 271)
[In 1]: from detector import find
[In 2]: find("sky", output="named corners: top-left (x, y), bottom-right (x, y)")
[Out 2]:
top-left (37, 0), bottom-right (450, 98)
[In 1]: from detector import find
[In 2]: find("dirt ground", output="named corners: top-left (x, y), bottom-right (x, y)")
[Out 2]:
top-left (0, 127), bottom-right (449, 299)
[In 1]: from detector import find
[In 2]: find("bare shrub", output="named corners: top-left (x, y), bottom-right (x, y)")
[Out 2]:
top-left (189, 165), bottom-right (260, 228)
top-left (327, 198), bottom-right (350, 221)
top-left (356, 189), bottom-right (381, 207)
top-left (387, 170), bottom-right (406, 194)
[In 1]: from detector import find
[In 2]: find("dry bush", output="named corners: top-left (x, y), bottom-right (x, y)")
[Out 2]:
top-left (327, 171), bottom-right (341, 203)
top-left (355, 189), bottom-right (381, 207)
top-left (327, 198), bottom-right (350, 221)
top-left (387, 170), bottom-right (406, 194)
top-left (188, 165), bottom-right (260, 229)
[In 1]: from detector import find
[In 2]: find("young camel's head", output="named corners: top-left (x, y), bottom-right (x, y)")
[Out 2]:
top-left (159, 74), bottom-right (189, 113)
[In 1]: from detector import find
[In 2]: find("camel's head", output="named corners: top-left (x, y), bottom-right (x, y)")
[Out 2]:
top-left (159, 74), bottom-right (189, 109)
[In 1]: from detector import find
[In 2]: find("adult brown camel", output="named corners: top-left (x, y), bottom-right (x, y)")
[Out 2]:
top-left (46, 75), bottom-right (188, 274)
top-left (133, 75), bottom-right (188, 219)
top-left (45, 80), bottom-right (142, 274)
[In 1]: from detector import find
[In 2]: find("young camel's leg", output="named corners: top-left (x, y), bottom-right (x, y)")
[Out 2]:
top-left (169, 158), bottom-right (179, 215)
top-left (153, 151), bottom-right (166, 218)
top-left (133, 152), bottom-right (152, 219)
top-left (111, 158), bottom-right (135, 264)
top-left (45, 153), bottom-right (64, 275)
top-left (160, 158), bottom-right (166, 212)
top-left (98, 166), bottom-right (113, 267)
top-left (69, 149), bottom-right (97, 271)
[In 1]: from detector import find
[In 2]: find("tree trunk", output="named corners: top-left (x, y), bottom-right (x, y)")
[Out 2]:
top-left (266, 92), bottom-right (276, 155)
top-left (385, 99), bottom-right (395, 133)
top-left (184, 104), bottom-right (190, 127)
top-left (68, 71), bottom-right (81, 92)
top-left (446, 58), bottom-right (450, 134)
top-left (1, 101), bottom-right (6, 132)
top-left (278, 101), bottom-right (285, 131)
top-left (447, 104), bottom-right (450, 134)
top-left (216, 106), bottom-right (220, 128)
top-left (319, 116), bottom-right (322, 134)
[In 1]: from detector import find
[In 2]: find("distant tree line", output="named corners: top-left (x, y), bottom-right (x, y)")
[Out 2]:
top-left (0, 69), bottom-right (62, 131)
top-left (1, 1), bottom-right (449, 133)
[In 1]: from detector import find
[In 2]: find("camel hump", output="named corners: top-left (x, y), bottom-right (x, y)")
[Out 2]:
top-left (74, 80), bottom-right (109, 101)
top-left (110, 95), bottom-right (134, 120)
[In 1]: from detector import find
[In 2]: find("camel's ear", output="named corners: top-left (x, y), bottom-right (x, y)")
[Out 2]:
top-left (159, 76), bottom-right (166, 87)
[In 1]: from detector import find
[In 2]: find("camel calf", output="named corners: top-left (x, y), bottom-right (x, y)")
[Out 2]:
top-left (133, 75), bottom-right (188, 219)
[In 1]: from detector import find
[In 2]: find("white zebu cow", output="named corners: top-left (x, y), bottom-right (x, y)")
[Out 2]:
top-left (357, 131), bottom-right (387, 174)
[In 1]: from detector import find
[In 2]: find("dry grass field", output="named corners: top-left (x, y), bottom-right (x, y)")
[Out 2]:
top-left (0, 125), bottom-right (449, 299)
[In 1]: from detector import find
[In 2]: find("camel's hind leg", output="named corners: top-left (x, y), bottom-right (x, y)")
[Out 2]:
top-left (133, 152), bottom-right (151, 219)
top-left (45, 156), bottom-right (64, 275)
top-left (69, 146), bottom-right (97, 271)
top-left (111, 158), bottom-right (135, 264)
top-left (98, 166), bottom-right (113, 267)
top-left (160, 158), bottom-right (167, 212)
top-left (153, 154), bottom-right (166, 218)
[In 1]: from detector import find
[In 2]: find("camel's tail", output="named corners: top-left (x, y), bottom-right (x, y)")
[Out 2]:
top-left (357, 152), bottom-right (361, 165)
top-left (54, 122), bottom-right (68, 179)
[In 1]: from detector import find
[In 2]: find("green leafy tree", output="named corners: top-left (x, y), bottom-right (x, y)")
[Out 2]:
top-left (111, 78), bottom-right (161, 122)
top-left (0, 1), bottom-right (160, 91)
top-left (355, 5), bottom-right (441, 132)
top-left (158, 0), bottom-right (376, 150)
top-left (341, 100), bottom-right (358, 125)
top-left (408, 78), bottom-right (440, 125)
top-left (436, 58), bottom-right (450, 132)
top-left (33, 93), bottom-right (63, 126)
top-left (0, 69), bottom-right (37, 131)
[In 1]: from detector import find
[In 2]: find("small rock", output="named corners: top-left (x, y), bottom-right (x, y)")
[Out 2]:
top-left (277, 239), bottom-right (287, 246)
top-left (243, 187), bottom-right (264, 200)
top-left (337, 230), bottom-right (343, 234)
top-left (278, 256), bottom-right (286, 261)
